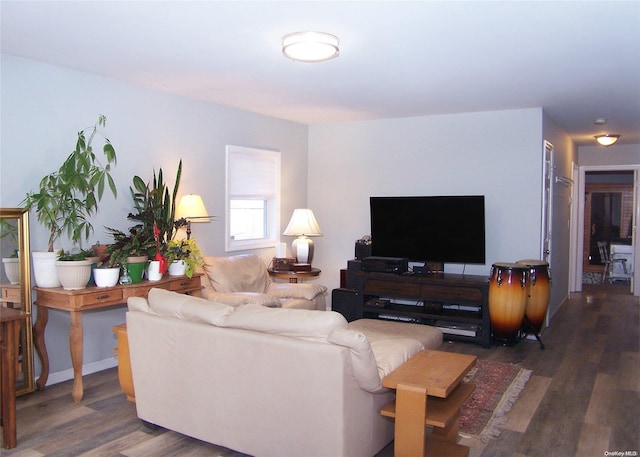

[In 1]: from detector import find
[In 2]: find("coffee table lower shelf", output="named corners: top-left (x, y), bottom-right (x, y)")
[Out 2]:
top-left (381, 382), bottom-right (474, 456)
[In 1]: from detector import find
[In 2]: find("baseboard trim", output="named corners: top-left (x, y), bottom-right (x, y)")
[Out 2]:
top-left (45, 356), bottom-right (118, 386)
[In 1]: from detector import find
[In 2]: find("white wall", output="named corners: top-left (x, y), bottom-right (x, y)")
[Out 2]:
top-left (308, 108), bottom-right (548, 294)
top-left (579, 144), bottom-right (640, 166)
top-left (543, 111), bottom-right (576, 318)
top-left (1, 55), bottom-right (309, 383)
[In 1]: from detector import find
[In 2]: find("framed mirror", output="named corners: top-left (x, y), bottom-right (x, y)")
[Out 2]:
top-left (1, 207), bottom-right (35, 395)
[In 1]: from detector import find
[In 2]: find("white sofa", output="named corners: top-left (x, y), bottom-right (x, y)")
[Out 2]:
top-left (127, 288), bottom-right (443, 457)
top-left (198, 254), bottom-right (327, 310)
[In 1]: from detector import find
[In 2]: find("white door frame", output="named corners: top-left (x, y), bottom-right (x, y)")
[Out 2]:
top-left (573, 164), bottom-right (640, 295)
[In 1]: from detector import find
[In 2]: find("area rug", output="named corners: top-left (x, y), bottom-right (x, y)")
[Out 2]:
top-left (458, 359), bottom-right (532, 442)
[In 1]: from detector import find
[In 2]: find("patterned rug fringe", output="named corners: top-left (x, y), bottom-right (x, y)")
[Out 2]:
top-left (459, 364), bottom-right (532, 442)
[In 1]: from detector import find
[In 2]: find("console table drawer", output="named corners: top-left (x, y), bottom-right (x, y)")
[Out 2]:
top-left (364, 280), bottom-right (421, 297)
top-left (80, 289), bottom-right (124, 306)
top-left (169, 276), bottom-right (202, 292)
top-left (420, 284), bottom-right (483, 302)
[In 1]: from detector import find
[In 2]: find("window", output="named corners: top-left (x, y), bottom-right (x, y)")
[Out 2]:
top-left (225, 145), bottom-right (281, 251)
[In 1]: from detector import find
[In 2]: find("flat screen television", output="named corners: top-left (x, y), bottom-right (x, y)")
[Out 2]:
top-left (369, 195), bottom-right (486, 264)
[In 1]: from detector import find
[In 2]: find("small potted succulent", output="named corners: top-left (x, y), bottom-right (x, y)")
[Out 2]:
top-left (165, 238), bottom-right (204, 278)
top-left (92, 253), bottom-right (122, 288)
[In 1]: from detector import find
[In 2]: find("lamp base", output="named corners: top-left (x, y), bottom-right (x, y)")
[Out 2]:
top-left (291, 236), bottom-right (314, 265)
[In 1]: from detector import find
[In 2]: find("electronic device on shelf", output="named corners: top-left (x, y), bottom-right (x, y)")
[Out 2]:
top-left (369, 195), bottom-right (486, 265)
top-left (362, 256), bottom-right (409, 274)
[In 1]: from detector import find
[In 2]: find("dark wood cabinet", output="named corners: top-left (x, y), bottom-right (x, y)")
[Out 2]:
top-left (333, 260), bottom-right (491, 347)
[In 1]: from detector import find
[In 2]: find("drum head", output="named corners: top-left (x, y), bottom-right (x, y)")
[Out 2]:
top-left (493, 262), bottom-right (527, 270)
top-left (517, 259), bottom-right (549, 267)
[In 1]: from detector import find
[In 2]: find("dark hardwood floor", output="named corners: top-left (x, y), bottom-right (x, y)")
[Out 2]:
top-left (2, 283), bottom-right (638, 457)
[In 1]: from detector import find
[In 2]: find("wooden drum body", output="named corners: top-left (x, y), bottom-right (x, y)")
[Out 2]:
top-left (489, 263), bottom-right (528, 343)
top-left (517, 259), bottom-right (551, 332)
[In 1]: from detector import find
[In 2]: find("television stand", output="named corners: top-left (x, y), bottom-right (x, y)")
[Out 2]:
top-left (333, 260), bottom-right (491, 348)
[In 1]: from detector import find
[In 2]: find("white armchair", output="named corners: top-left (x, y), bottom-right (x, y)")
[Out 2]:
top-left (197, 254), bottom-right (327, 310)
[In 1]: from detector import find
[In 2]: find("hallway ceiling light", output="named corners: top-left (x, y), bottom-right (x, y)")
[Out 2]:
top-left (282, 31), bottom-right (339, 63)
top-left (594, 134), bottom-right (620, 147)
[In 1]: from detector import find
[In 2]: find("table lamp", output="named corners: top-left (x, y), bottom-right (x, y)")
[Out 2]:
top-left (283, 209), bottom-right (322, 265)
top-left (175, 194), bottom-right (210, 239)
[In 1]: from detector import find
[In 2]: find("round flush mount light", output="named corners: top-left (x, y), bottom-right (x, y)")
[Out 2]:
top-left (282, 31), bottom-right (340, 63)
top-left (595, 134), bottom-right (621, 146)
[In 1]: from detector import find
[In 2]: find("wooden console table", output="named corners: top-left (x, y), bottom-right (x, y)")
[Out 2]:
top-left (33, 274), bottom-right (202, 402)
top-left (1, 307), bottom-right (28, 449)
top-left (381, 350), bottom-right (477, 457)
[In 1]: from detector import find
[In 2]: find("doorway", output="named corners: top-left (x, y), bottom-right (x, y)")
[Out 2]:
top-left (577, 168), bottom-right (637, 293)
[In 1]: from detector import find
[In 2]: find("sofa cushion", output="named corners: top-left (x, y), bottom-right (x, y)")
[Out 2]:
top-left (349, 319), bottom-right (443, 350)
top-left (202, 254), bottom-right (269, 293)
top-left (348, 319), bottom-right (443, 379)
top-left (203, 291), bottom-right (281, 307)
top-left (146, 288), bottom-right (235, 326)
top-left (223, 304), bottom-right (348, 342)
top-left (327, 329), bottom-right (384, 393)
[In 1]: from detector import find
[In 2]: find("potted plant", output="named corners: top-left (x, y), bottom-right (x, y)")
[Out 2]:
top-left (127, 160), bottom-right (183, 279)
top-left (1, 218), bottom-right (20, 285)
top-left (92, 253), bottom-right (122, 288)
top-left (22, 115), bottom-right (118, 287)
top-left (104, 224), bottom-right (156, 283)
top-left (56, 249), bottom-right (94, 290)
top-left (165, 238), bottom-right (204, 278)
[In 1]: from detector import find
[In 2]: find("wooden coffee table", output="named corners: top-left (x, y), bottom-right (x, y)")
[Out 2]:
top-left (381, 349), bottom-right (477, 457)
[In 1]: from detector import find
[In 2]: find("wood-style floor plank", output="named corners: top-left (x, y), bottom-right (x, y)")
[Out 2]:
top-left (1, 282), bottom-right (637, 456)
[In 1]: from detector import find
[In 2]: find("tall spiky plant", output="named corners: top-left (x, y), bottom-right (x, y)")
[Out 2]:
top-left (127, 160), bottom-right (182, 254)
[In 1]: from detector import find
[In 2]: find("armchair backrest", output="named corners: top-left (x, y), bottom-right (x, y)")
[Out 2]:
top-left (202, 254), bottom-right (270, 294)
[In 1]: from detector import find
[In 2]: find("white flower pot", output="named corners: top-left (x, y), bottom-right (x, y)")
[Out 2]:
top-left (168, 259), bottom-right (187, 276)
top-left (32, 251), bottom-right (61, 288)
top-left (2, 257), bottom-right (20, 284)
top-left (56, 260), bottom-right (92, 290)
top-left (147, 261), bottom-right (163, 281)
top-left (93, 267), bottom-right (121, 288)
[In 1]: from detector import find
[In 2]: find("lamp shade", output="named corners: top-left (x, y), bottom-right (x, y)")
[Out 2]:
top-left (176, 195), bottom-right (210, 221)
top-left (283, 209), bottom-right (322, 265)
top-left (283, 209), bottom-right (322, 236)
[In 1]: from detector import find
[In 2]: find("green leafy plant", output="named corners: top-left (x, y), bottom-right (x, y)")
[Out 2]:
top-left (104, 224), bottom-right (156, 266)
top-left (22, 115), bottom-right (118, 251)
top-left (57, 248), bottom-right (94, 261)
top-left (165, 238), bottom-right (204, 278)
top-left (128, 160), bottom-right (182, 250)
top-left (0, 219), bottom-right (19, 258)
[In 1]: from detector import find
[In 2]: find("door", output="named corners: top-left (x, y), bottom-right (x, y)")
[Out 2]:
top-left (541, 141), bottom-right (553, 263)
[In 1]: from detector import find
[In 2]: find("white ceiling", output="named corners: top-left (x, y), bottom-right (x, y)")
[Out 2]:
top-left (2, 1), bottom-right (639, 145)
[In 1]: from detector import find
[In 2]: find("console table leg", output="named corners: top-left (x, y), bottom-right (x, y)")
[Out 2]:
top-left (69, 311), bottom-right (84, 402)
top-left (33, 306), bottom-right (49, 391)
top-left (394, 383), bottom-right (428, 457)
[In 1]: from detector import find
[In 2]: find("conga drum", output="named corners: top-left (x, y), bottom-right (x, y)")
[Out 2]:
top-left (488, 263), bottom-right (529, 344)
top-left (517, 259), bottom-right (551, 333)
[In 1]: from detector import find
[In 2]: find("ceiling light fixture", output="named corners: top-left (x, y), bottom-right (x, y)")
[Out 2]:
top-left (282, 31), bottom-right (339, 63)
top-left (595, 134), bottom-right (621, 147)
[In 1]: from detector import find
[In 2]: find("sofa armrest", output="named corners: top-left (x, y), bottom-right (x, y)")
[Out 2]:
top-left (266, 282), bottom-right (327, 300)
top-left (204, 291), bottom-right (281, 307)
top-left (328, 329), bottom-right (386, 393)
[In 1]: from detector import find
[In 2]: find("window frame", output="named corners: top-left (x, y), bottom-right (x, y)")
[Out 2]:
top-left (225, 145), bottom-right (281, 252)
